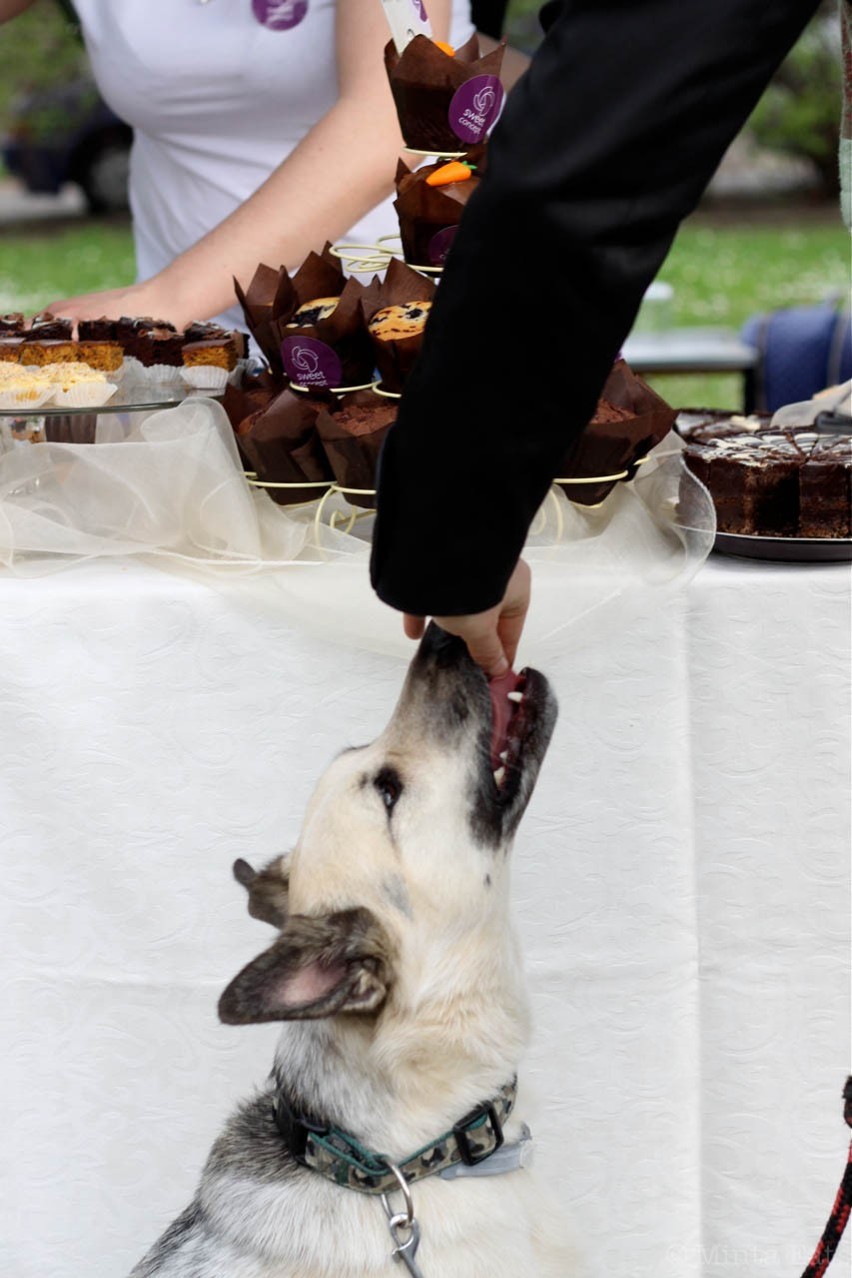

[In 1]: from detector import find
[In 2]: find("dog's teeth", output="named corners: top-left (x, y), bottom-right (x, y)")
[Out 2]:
top-left (493, 766), bottom-right (506, 786)
top-left (507, 691), bottom-right (524, 703)
top-left (499, 750), bottom-right (509, 762)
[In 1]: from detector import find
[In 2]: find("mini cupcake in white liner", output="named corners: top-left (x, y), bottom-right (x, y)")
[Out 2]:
top-left (0, 386), bottom-right (53, 411)
top-left (180, 365), bottom-right (230, 391)
top-left (50, 381), bottom-right (118, 409)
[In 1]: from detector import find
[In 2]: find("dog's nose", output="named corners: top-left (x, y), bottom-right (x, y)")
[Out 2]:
top-left (415, 622), bottom-right (472, 671)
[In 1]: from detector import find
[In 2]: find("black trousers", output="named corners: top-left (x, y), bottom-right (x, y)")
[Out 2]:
top-left (370, 0), bottom-right (822, 616)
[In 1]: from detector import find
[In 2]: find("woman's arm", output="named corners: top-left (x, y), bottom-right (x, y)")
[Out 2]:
top-left (48, 0), bottom-right (452, 326)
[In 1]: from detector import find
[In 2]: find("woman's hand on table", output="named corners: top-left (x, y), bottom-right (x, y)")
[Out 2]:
top-left (44, 278), bottom-right (191, 329)
top-left (403, 559), bottom-right (532, 678)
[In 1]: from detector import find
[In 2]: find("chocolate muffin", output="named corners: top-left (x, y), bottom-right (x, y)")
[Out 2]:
top-left (315, 392), bottom-right (397, 508)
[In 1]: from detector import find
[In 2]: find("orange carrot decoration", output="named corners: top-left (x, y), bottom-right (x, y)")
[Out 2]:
top-left (433, 39), bottom-right (455, 55)
top-left (426, 160), bottom-right (474, 187)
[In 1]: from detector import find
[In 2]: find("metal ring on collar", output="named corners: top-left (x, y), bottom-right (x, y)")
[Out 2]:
top-left (381, 1160), bottom-right (415, 1227)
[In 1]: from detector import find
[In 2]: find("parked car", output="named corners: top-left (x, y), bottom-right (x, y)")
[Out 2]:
top-left (2, 75), bottom-right (131, 213)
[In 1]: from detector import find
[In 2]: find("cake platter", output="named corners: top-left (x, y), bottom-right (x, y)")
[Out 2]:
top-left (0, 381), bottom-right (225, 418)
top-left (714, 531), bottom-right (852, 564)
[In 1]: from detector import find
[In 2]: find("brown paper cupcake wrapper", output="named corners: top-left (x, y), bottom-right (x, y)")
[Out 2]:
top-left (556, 360), bottom-right (676, 505)
top-left (362, 258), bottom-right (437, 393)
top-left (385, 34), bottom-right (505, 154)
top-left (277, 274), bottom-right (380, 389)
top-left (315, 390), bottom-right (397, 509)
top-left (394, 147), bottom-right (486, 267)
top-left (239, 387), bottom-right (333, 506)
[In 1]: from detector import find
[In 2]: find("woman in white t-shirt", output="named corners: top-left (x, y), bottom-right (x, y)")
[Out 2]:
top-left (0, 0), bottom-right (474, 328)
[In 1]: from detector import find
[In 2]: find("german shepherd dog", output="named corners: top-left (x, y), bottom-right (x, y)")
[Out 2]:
top-left (130, 624), bottom-right (577, 1277)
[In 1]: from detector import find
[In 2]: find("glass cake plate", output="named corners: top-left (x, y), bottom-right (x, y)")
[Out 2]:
top-left (0, 381), bottom-right (224, 418)
top-left (714, 531), bottom-right (852, 564)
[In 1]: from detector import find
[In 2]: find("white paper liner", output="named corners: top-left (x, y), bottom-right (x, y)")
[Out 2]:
top-left (0, 386), bottom-right (53, 411)
top-left (120, 356), bottom-right (147, 382)
top-left (50, 381), bottom-right (118, 409)
top-left (180, 365), bottom-right (230, 391)
top-left (141, 362), bottom-right (185, 385)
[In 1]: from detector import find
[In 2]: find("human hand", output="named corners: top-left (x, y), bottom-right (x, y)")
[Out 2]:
top-left (403, 559), bottom-right (531, 678)
top-left (43, 278), bottom-right (189, 328)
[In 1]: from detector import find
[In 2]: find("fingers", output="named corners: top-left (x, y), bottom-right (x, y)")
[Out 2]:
top-left (463, 628), bottom-right (509, 678)
top-left (403, 614), bottom-right (426, 640)
top-left (497, 560), bottom-right (531, 669)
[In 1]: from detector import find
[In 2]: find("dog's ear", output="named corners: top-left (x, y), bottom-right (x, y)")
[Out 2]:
top-left (232, 855), bottom-right (290, 929)
top-left (218, 907), bottom-right (392, 1024)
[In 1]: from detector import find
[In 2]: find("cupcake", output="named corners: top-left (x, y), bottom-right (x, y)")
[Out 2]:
top-left (238, 387), bottom-right (333, 505)
top-left (363, 257), bottom-right (436, 392)
top-left (279, 275), bottom-right (377, 393)
top-left (315, 392), bottom-right (397, 508)
top-left (385, 33), bottom-right (505, 154)
top-left (556, 361), bottom-right (676, 505)
top-left (394, 149), bottom-right (484, 267)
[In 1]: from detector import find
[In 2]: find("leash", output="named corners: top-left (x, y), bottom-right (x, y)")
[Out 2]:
top-left (800, 1078), bottom-right (852, 1278)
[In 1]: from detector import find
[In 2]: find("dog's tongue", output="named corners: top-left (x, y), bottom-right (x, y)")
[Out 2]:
top-left (489, 669), bottom-right (523, 768)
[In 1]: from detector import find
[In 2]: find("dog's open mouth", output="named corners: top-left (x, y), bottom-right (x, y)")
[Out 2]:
top-left (488, 667), bottom-right (549, 804)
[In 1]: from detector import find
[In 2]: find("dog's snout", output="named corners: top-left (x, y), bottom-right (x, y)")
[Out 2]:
top-left (413, 622), bottom-right (478, 674)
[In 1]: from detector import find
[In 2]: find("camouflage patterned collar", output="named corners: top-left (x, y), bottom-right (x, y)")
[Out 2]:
top-left (274, 1077), bottom-right (518, 1196)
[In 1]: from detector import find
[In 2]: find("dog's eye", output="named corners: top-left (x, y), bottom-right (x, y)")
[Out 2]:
top-left (374, 767), bottom-right (403, 813)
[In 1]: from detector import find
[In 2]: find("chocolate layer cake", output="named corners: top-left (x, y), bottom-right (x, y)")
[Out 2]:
top-left (684, 422), bottom-right (852, 538)
top-left (26, 315), bottom-right (74, 341)
top-left (78, 317), bottom-right (118, 341)
top-left (0, 313), bottom-right (24, 333)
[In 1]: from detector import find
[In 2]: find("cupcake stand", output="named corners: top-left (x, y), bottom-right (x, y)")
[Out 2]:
top-left (1, 167), bottom-right (850, 1278)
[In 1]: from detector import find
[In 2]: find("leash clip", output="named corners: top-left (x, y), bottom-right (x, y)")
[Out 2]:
top-left (381, 1161), bottom-right (425, 1277)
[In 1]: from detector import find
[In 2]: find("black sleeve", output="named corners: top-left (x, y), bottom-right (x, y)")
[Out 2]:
top-left (471, 0), bottom-right (510, 39)
top-left (370, 0), bottom-right (820, 617)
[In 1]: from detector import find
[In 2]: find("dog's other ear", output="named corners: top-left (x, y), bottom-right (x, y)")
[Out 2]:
top-left (232, 855), bottom-right (290, 929)
top-left (218, 908), bottom-right (392, 1024)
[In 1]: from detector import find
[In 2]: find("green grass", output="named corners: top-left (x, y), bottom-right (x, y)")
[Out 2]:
top-left (644, 214), bottom-right (850, 407)
top-left (0, 211), bottom-right (847, 409)
top-left (0, 220), bottom-right (135, 315)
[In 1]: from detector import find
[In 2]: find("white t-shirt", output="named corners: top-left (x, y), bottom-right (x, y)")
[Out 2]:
top-left (73, 0), bottom-right (474, 328)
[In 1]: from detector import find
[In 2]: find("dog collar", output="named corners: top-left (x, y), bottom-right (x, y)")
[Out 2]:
top-left (274, 1077), bottom-right (520, 1196)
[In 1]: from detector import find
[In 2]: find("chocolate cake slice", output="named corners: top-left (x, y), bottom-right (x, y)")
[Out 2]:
top-left (799, 437), bottom-right (852, 538)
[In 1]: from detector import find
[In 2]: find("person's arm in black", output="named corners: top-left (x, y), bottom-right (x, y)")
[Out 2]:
top-left (371, 0), bottom-right (821, 624)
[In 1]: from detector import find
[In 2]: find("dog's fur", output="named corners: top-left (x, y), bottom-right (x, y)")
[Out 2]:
top-left (130, 625), bottom-right (577, 1277)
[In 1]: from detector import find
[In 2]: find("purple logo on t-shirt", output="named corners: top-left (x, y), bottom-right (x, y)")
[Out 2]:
top-left (410, 0), bottom-right (429, 22)
top-left (448, 75), bottom-right (504, 144)
top-left (281, 337), bottom-right (342, 389)
top-left (428, 225), bottom-right (458, 266)
top-left (252, 0), bottom-right (308, 31)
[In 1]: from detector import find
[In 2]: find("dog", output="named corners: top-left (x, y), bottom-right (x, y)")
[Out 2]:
top-left (130, 624), bottom-right (577, 1277)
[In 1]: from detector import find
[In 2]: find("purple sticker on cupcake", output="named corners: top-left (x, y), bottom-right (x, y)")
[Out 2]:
top-left (448, 75), bottom-right (504, 144)
top-left (281, 337), bottom-right (342, 389)
top-left (428, 225), bottom-right (458, 266)
top-left (252, 0), bottom-right (308, 31)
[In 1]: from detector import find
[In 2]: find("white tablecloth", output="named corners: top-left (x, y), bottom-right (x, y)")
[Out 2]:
top-left (0, 554), bottom-right (848, 1278)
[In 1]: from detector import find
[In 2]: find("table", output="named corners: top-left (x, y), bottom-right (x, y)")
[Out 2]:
top-left (0, 553), bottom-right (848, 1278)
top-left (623, 328), bottom-right (758, 412)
